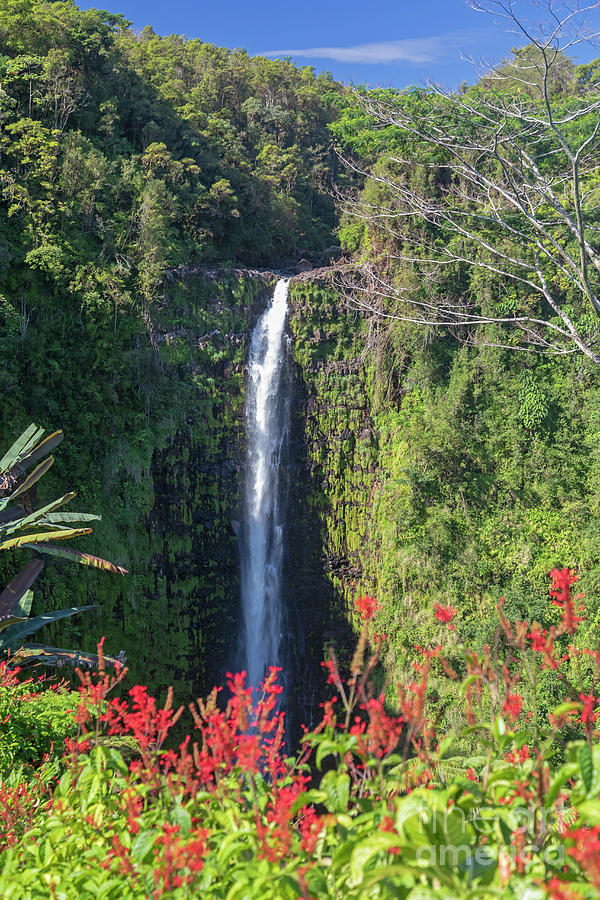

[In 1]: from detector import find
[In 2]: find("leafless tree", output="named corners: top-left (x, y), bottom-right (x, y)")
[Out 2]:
top-left (339, 1), bottom-right (600, 364)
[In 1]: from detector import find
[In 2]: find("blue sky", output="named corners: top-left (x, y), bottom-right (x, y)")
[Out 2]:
top-left (78, 0), bottom-right (600, 89)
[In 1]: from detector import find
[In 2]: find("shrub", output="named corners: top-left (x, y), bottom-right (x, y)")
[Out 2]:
top-left (0, 663), bottom-right (77, 775)
top-left (1, 571), bottom-right (600, 897)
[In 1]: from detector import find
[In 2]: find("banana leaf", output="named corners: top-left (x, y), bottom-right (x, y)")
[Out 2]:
top-left (0, 605), bottom-right (98, 651)
top-left (0, 591), bottom-right (35, 632)
top-left (7, 493), bottom-right (76, 533)
top-left (0, 507), bottom-right (25, 527)
top-left (44, 512), bottom-right (101, 524)
top-left (0, 559), bottom-right (44, 618)
top-left (0, 424), bottom-right (41, 473)
top-left (10, 456), bottom-right (54, 500)
top-left (22, 542), bottom-right (128, 575)
top-left (16, 589), bottom-right (34, 618)
top-left (11, 643), bottom-right (125, 669)
top-left (0, 616), bottom-right (26, 633)
top-left (1, 527), bottom-right (92, 550)
top-left (14, 430), bottom-right (63, 474)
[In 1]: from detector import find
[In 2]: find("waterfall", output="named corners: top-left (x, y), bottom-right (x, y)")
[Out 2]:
top-left (240, 277), bottom-right (290, 692)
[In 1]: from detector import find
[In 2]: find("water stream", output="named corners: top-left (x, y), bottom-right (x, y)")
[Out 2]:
top-left (240, 277), bottom-right (290, 692)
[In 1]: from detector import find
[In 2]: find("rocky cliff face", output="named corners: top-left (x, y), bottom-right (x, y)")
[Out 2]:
top-left (1, 267), bottom-right (378, 720)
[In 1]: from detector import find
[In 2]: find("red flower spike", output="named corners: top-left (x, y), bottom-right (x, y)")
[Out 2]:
top-left (502, 693), bottom-right (523, 721)
top-left (549, 567), bottom-right (585, 635)
top-left (355, 595), bottom-right (380, 621)
top-left (434, 604), bottom-right (457, 625)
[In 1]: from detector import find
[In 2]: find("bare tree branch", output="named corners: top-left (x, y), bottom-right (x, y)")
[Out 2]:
top-left (337, 0), bottom-right (600, 365)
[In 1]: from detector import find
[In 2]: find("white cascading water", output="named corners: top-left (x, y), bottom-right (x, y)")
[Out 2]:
top-left (240, 277), bottom-right (290, 691)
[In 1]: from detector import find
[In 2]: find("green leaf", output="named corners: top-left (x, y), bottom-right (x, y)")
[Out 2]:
top-left (493, 717), bottom-right (506, 741)
top-left (44, 512), bottom-right (101, 524)
top-left (0, 424), bottom-right (40, 473)
top-left (22, 542), bottom-right (128, 575)
top-left (14, 430), bottom-right (63, 474)
top-left (16, 589), bottom-right (34, 617)
top-left (290, 789), bottom-right (327, 816)
top-left (7, 493), bottom-right (76, 532)
top-left (551, 701), bottom-right (581, 719)
top-left (0, 605), bottom-right (97, 650)
top-left (9, 456), bottom-right (54, 499)
top-left (321, 769), bottom-right (350, 813)
top-left (0, 616), bottom-right (27, 634)
top-left (315, 739), bottom-right (338, 770)
top-left (0, 558), bottom-right (44, 617)
top-left (1, 527), bottom-right (92, 550)
top-left (545, 762), bottom-right (578, 808)
top-left (128, 830), bottom-right (155, 865)
top-left (350, 833), bottom-right (402, 885)
top-left (171, 804), bottom-right (192, 834)
top-left (579, 743), bottom-right (593, 792)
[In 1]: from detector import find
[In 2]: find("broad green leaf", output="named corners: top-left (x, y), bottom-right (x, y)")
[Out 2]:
top-left (22, 542), bottom-right (128, 575)
top-left (171, 804), bottom-right (192, 834)
top-left (0, 424), bottom-right (40, 473)
top-left (321, 769), bottom-right (350, 813)
top-left (290, 789), bottom-right (327, 816)
top-left (0, 616), bottom-right (27, 633)
top-left (576, 800), bottom-right (600, 826)
top-left (493, 717), bottom-right (506, 741)
top-left (44, 511), bottom-right (101, 524)
top-left (131, 830), bottom-right (156, 864)
top-left (1, 527), bottom-right (92, 550)
top-left (579, 743), bottom-right (593, 792)
top-left (9, 456), bottom-right (54, 499)
top-left (0, 604), bottom-right (97, 649)
top-left (7, 493), bottom-right (76, 532)
top-left (545, 762), bottom-right (578, 807)
top-left (16, 589), bottom-right (34, 617)
top-left (350, 833), bottom-right (403, 885)
top-left (0, 558), bottom-right (44, 616)
top-left (14, 430), bottom-right (63, 473)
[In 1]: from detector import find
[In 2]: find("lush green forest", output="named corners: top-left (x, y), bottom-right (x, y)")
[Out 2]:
top-left (3, 0), bottom-right (600, 894)
top-left (0, 0), bottom-right (342, 696)
top-left (1, 0), bottom-right (600, 706)
top-left (1, 0), bottom-right (600, 703)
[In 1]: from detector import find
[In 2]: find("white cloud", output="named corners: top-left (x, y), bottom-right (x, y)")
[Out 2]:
top-left (261, 30), bottom-right (488, 65)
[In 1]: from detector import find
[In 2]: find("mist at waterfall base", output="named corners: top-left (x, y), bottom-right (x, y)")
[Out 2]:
top-left (238, 278), bottom-right (291, 713)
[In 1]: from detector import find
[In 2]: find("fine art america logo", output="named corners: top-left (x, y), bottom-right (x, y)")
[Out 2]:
top-left (412, 800), bottom-right (565, 867)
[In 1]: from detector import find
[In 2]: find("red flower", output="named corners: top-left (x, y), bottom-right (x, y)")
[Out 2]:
top-left (549, 567), bottom-right (584, 635)
top-left (320, 659), bottom-right (337, 685)
top-left (502, 693), bottom-right (523, 721)
top-left (568, 825), bottom-right (600, 888)
top-left (434, 604), bottom-right (457, 625)
top-left (298, 806), bottom-right (322, 854)
top-left (579, 693), bottom-right (598, 728)
top-left (355, 595), bottom-right (380, 621)
top-left (543, 875), bottom-right (581, 899)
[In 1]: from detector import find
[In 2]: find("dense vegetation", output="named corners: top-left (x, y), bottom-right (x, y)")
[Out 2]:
top-left (307, 46), bottom-right (600, 690)
top-left (4, 0), bottom-right (600, 894)
top-left (2, 573), bottom-right (600, 898)
top-left (0, 0), bottom-right (340, 699)
top-left (0, 0), bottom-right (339, 281)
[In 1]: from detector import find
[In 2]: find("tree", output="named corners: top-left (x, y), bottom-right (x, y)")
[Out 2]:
top-left (336, 1), bottom-right (600, 365)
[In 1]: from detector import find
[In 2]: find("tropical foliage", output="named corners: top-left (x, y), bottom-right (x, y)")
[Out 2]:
top-left (2, 573), bottom-right (600, 897)
top-left (0, 424), bottom-right (126, 667)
